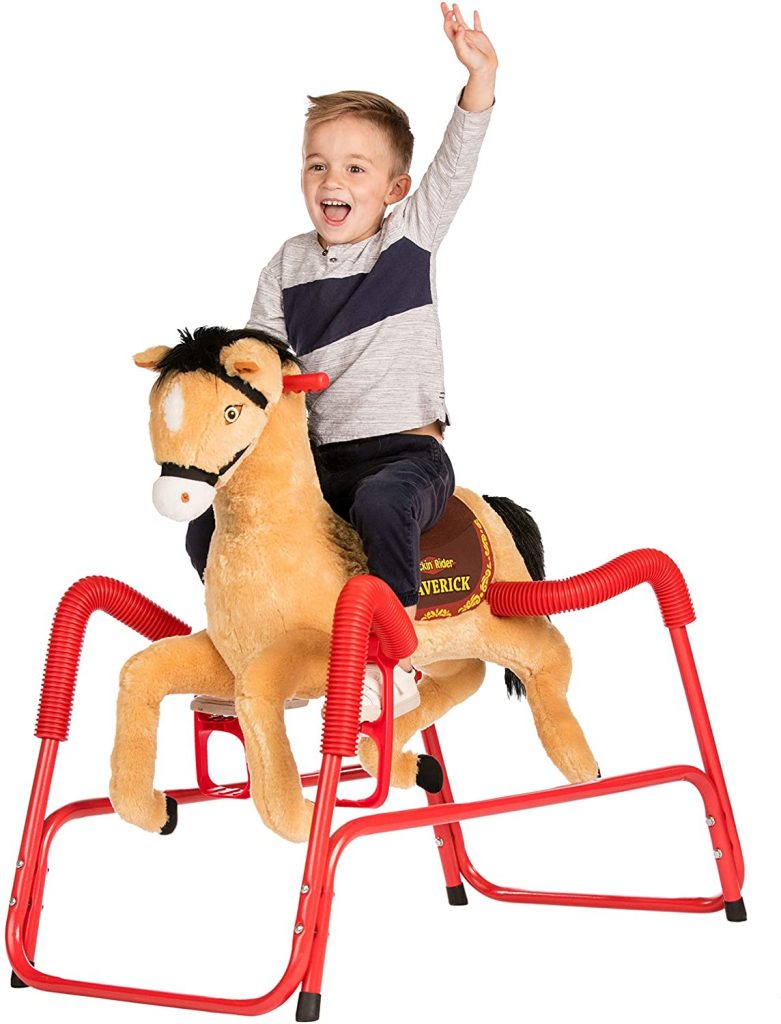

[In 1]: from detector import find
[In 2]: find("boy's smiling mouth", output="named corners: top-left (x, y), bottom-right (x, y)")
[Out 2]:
top-left (321, 199), bottom-right (351, 225)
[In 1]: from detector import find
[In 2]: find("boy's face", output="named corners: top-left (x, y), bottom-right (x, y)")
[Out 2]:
top-left (302, 115), bottom-right (411, 248)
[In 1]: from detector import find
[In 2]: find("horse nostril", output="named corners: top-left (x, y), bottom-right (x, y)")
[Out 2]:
top-left (181, 493), bottom-right (190, 503)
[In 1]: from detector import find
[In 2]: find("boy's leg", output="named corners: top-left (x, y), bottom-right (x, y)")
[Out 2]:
top-left (185, 506), bottom-right (215, 581)
top-left (348, 436), bottom-right (456, 610)
top-left (347, 435), bottom-right (454, 709)
top-left (316, 433), bottom-right (456, 607)
top-left (316, 433), bottom-right (455, 717)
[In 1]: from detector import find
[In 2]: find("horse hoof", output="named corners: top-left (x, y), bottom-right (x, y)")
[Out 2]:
top-left (416, 754), bottom-right (443, 794)
top-left (159, 795), bottom-right (178, 835)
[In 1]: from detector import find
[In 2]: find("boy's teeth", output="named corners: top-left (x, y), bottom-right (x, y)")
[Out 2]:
top-left (322, 201), bottom-right (350, 223)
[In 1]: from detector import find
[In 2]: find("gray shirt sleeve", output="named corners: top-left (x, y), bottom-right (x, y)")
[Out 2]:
top-left (401, 92), bottom-right (494, 253)
top-left (246, 247), bottom-right (288, 342)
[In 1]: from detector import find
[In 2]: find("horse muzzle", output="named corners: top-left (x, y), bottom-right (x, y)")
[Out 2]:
top-left (153, 475), bottom-right (216, 522)
top-left (152, 448), bottom-right (248, 521)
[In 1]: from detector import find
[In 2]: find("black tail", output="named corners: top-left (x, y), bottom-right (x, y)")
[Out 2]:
top-left (482, 495), bottom-right (546, 702)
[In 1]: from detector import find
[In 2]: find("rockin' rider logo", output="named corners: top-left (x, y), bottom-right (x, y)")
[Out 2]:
top-left (419, 557), bottom-right (472, 596)
top-left (415, 498), bottom-right (494, 621)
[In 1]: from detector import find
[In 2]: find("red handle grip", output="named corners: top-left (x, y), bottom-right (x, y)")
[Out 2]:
top-left (282, 372), bottom-right (330, 394)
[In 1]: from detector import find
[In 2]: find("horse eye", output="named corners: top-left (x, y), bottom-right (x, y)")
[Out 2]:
top-left (224, 405), bottom-right (242, 423)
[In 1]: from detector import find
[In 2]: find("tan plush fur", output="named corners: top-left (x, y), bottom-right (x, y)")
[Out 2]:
top-left (110, 338), bottom-right (598, 843)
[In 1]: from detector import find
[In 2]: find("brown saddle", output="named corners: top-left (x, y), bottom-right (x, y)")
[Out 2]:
top-left (416, 495), bottom-right (494, 621)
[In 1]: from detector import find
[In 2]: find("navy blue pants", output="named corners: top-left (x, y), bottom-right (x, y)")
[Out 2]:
top-left (314, 433), bottom-right (456, 607)
top-left (185, 433), bottom-right (455, 607)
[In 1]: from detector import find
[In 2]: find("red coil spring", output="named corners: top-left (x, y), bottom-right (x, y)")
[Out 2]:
top-left (487, 548), bottom-right (695, 628)
top-left (321, 575), bottom-right (417, 757)
top-left (35, 576), bottom-right (191, 742)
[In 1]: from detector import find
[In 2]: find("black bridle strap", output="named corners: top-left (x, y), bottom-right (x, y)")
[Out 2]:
top-left (211, 364), bottom-right (268, 409)
top-left (160, 445), bottom-right (249, 487)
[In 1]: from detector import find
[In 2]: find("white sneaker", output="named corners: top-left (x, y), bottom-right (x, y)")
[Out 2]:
top-left (360, 663), bottom-right (421, 723)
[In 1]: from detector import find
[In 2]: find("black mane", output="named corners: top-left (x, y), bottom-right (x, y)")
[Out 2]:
top-left (155, 326), bottom-right (300, 386)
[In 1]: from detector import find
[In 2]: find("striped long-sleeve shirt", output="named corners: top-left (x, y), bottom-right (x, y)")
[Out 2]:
top-left (247, 94), bottom-right (494, 444)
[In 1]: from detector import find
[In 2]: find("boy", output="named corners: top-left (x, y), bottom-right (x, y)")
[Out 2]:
top-left (187, 4), bottom-right (497, 720)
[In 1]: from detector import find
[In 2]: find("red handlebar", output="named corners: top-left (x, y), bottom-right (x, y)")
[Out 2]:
top-left (282, 373), bottom-right (330, 394)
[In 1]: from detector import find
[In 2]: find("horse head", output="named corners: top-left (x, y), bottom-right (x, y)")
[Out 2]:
top-left (135, 326), bottom-right (314, 522)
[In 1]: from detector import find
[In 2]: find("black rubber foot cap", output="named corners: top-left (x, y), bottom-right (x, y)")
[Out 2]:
top-left (10, 970), bottom-right (29, 988)
top-left (296, 991), bottom-right (321, 1021)
top-left (447, 883), bottom-right (469, 906)
top-left (160, 795), bottom-right (178, 835)
top-left (725, 897), bottom-right (747, 922)
top-left (416, 754), bottom-right (444, 794)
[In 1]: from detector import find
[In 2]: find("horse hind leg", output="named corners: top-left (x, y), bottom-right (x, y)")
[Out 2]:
top-left (358, 658), bottom-right (485, 790)
top-left (484, 616), bottom-right (599, 784)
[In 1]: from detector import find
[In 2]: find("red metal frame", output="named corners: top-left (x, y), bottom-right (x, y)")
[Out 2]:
top-left (6, 553), bottom-right (745, 1019)
top-left (193, 711), bottom-right (251, 799)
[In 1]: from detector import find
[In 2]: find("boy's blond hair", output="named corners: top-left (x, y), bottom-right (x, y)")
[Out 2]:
top-left (304, 90), bottom-right (414, 180)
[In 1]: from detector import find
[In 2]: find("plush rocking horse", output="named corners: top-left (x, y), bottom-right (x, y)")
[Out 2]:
top-left (109, 326), bottom-right (599, 843)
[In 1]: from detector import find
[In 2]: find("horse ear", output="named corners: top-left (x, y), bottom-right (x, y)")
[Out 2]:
top-left (231, 358), bottom-right (261, 375)
top-left (134, 345), bottom-right (171, 370)
top-left (221, 338), bottom-right (283, 404)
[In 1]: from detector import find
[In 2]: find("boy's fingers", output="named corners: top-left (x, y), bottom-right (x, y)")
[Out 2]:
top-left (453, 3), bottom-right (468, 28)
top-left (441, 2), bottom-right (456, 37)
top-left (474, 9), bottom-right (482, 31)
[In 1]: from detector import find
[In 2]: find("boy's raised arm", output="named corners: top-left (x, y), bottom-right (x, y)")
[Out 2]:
top-left (402, 5), bottom-right (498, 252)
top-left (443, 4), bottom-right (497, 111)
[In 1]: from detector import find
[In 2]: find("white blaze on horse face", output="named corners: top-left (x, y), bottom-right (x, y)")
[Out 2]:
top-left (162, 382), bottom-right (185, 433)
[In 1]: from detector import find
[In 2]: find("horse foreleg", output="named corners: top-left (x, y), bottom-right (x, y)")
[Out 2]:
top-left (358, 658), bottom-right (485, 789)
top-left (109, 630), bottom-right (234, 832)
top-left (235, 629), bottom-right (330, 843)
top-left (482, 616), bottom-right (599, 783)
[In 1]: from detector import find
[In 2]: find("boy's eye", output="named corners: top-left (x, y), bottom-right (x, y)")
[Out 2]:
top-left (349, 165), bottom-right (364, 173)
top-left (310, 163), bottom-right (325, 171)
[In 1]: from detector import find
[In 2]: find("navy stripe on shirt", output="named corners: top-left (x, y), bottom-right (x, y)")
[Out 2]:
top-left (282, 236), bottom-right (432, 356)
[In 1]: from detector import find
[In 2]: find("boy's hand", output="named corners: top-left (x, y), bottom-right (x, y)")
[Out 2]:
top-left (440, 4), bottom-right (498, 79)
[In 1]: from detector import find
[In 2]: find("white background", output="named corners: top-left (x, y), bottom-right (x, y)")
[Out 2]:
top-left (1, 2), bottom-right (779, 1022)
